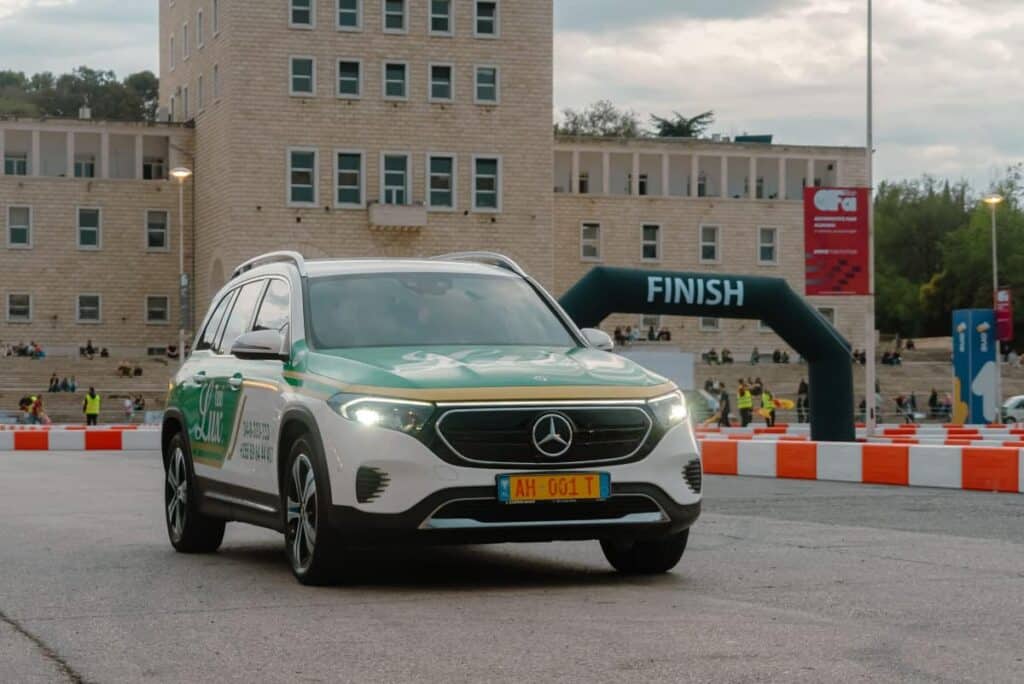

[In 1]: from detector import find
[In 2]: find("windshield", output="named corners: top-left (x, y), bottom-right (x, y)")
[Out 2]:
top-left (307, 272), bottom-right (578, 349)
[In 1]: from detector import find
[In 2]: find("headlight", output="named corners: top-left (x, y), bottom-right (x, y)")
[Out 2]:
top-left (327, 393), bottom-right (434, 437)
top-left (648, 390), bottom-right (688, 429)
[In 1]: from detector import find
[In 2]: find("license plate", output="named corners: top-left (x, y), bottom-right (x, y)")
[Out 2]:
top-left (497, 473), bottom-right (610, 504)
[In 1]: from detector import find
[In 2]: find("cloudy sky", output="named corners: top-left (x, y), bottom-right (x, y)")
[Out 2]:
top-left (1, 0), bottom-right (1020, 188)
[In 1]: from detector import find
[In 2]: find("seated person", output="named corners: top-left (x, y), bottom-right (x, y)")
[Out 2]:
top-left (100, 347), bottom-right (109, 358)
top-left (657, 328), bottom-right (671, 342)
top-left (60, 377), bottom-right (70, 392)
top-left (133, 365), bottom-right (144, 377)
top-left (48, 373), bottom-right (60, 392)
top-left (117, 360), bottom-right (133, 377)
top-left (706, 348), bottom-right (720, 365)
top-left (721, 348), bottom-right (734, 364)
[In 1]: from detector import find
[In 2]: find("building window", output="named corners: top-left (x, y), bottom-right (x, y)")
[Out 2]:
top-left (146, 296), bottom-right (170, 325)
top-left (197, 74), bottom-right (205, 111)
top-left (4, 154), bottom-right (28, 176)
top-left (641, 224), bottom-right (660, 261)
top-left (383, 62), bottom-right (407, 99)
top-left (170, 35), bottom-right (175, 70)
top-left (579, 172), bottom-right (589, 194)
top-left (699, 224), bottom-right (719, 263)
top-left (581, 222), bottom-right (601, 261)
top-left (183, 86), bottom-right (189, 118)
top-left (429, 64), bottom-right (453, 102)
top-left (213, 64), bottom-right (220, 98)
top-left (818, 307), bottom-right (836, 326)
top-left (75, 154), bottom-right (96, 178)
top-left (382, 153), bottom-right (409, 205)
top-left (700, 317), bottom-right (720, 331)
top-left (7, 206), bottom-right (31, 248)
top-left (337, 60), bottom-right (361, 97)
top-left (475, 1), bottom-right (498, 37)
top-left (291, 0), bottom-right (314, 27)
top-left (335, 151), bottom-right (364, 207)
top-left (430, 0), bottom-right (452, 34)
top-left (290, 57), bottom-right (315, 95)
top-left (143, 157), bottom-right (166, 180)
top-left (182, 22), bottom-right (189, 59)
top-left (338, 0), bottom-right (361, 29)
top-left (197, 9), bottom-right (204, 47)
top-left (77, 208), bottom-right (101, 250)
top-left (7, 294), bottom-right (31, 322)
top-left (288, 149), bottom-right (318, 206)
top-left (77, 294), bottom-right (101, 323)
top-left (383, 0), bottom-right (406, 32)
top-left (213, 0), bottom-right (220, 34)
top-left (640, 314), bottom-right (661, 333)
top-left (146, 210), bottom-right (169, 250)
top-left (474, 65), bottom-right (498, 104)
top-left (428, 155), bottom-right (455, 209)
top-left (758, 227), bottom-right (778, 264)
top-left (473, 156), bottom-right (500, 211)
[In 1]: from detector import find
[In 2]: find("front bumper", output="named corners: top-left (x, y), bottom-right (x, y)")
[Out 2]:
top-left (327, 483), bottom-right (701, 546)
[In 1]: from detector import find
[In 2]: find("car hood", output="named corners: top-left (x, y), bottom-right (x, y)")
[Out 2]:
top-left (295, 346), bottom-right (674, 401)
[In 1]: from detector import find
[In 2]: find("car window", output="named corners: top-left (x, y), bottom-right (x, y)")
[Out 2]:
top-left (253, 279), bottom-right (290, 334)
top-left (215, 280), bottom-right (267, 355)
top-left (195, 290), bottom-right (235, 352)
top-left (1016, 399), bottom-right (1024, 410)
top-left (308, 272), bottom-right (577, 349)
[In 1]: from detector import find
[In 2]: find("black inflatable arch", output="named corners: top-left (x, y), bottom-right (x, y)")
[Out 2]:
top-left (559, 267), bottom-right (855, 442)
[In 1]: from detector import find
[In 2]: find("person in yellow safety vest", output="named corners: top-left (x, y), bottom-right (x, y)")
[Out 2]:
top-left (737, 382), bottom-right (753, 427)
top-left (762, 387), bottom-right (776, 427)
top-left (83, 387), bottom-right (101, 426)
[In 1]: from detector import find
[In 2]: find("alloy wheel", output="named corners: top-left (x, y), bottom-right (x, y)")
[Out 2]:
top-left (166, 446), bottom-right (188, 542)
top-left (286, 453), bottom-right (318, 573)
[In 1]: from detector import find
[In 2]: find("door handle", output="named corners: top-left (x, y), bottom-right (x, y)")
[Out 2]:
top-left (228, 376), bottom-right (244, 390)
top-left (192, 372), bottom-right (208, 385)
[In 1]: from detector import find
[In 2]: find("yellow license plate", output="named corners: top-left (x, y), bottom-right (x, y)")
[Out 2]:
top-left (497, 473), bottom-right (610, 503)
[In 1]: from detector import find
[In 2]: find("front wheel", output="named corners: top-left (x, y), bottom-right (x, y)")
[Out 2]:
top-left (164, 433), bottom-right (225, 553)
top-left (284, 436), bottom-right (338, 585)
top-left (601, 530), bottom-right (689, 575)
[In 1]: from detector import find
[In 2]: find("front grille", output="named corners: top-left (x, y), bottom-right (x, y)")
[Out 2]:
top-left (435, 406), bottom-right (653, 466)
top-left (684, 458), bottom-right (702, 493)
top-left (429, 496), bottom-right (663, 524)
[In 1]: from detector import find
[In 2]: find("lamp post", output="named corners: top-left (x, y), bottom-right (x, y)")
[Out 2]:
top-left (170, 167), bottom-right (193, 369)
top-left (864, 0), bottom-right (878, 436)
top-left (984, 193), bottom-right (1005, 420)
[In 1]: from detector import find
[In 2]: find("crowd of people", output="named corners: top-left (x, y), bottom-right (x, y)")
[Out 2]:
top-left (612, 326), bottom-right (672, 346)
top-left (1, 341), bottom-right (45, 358)
top-left (703, 376), bottom-right (789, 428)
top-left (80, 340), bottom-right (110, 359)
top-left (47, 373), bottom-right (78, 393)
top-left (706, 347), bottom-right (793, 365)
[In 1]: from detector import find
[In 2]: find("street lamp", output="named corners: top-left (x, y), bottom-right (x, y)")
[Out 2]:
top-left (983, 193), bottom-right (1005, 421)
top-left (170, 167), bottom-right (193, 369)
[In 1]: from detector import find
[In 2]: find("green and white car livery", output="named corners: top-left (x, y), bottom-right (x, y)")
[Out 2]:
top-left (162, 251), bottom-right (701, 584)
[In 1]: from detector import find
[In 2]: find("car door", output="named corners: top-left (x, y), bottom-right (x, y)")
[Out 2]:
top-left (223, 277), bottom-right (292, 495)
top-left (182, 287), bottom-right (236, 470)
top-left (194, 278), bottom-right (267, 488)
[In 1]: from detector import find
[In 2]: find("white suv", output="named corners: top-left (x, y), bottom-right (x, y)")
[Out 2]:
top-left (162, 252), bottom-right (702, 584)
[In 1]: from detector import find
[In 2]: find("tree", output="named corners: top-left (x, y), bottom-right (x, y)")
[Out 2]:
top-left (0, 67), bottom-right (159, 121)
top-left (649, 111), bottom-right (715, 138)
top-left (555, 100), bottom-right (641, 138)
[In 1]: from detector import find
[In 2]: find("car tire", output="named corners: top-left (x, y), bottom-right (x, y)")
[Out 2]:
top-left (600, 530), bottom-right (689, 575)
top-left (283, 435), bottom-right (338, 586)
top-left (164, 432), bottom-right (226, 553)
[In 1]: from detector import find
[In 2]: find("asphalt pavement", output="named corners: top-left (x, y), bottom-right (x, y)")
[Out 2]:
top-left (1, 451), bottom-right (1022, 683)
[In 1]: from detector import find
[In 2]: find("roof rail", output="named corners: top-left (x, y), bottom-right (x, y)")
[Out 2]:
top-left (431, 251), bottom-right (527, 277)
top-left (232, 251), bottom-right (308, 279)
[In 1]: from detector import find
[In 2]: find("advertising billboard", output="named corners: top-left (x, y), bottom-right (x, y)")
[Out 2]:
top-left (952, 309), bottom-right (998, 425)
top-left (996, 288), bottom-right (1013, 342)
top-left (804, 187), bottom-right (871, 296)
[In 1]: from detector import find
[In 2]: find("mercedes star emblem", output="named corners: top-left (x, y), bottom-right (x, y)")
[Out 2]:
top-left (532, 414), bottom-right (574, 458)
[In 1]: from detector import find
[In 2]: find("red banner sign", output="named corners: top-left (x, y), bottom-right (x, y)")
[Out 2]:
top-left (996, 288), bottom-right (1013, 342)
top-left (804, 187), bottom-right (870, 296)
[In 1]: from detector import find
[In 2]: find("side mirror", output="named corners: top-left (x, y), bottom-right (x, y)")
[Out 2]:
top-left (581, 328), bottom-right (615, 352)
top-left (231, 329), bottom-right (289, 362)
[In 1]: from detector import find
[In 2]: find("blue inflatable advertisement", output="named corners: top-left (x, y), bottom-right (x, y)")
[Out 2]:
top-left (952, 309), bottom-right (998, 424)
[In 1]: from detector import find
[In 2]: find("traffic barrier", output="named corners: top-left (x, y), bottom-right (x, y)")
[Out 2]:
top-left (0, 428), bottom-right (159, 451)
top-left (700, 440), bottom-right (1023, 494)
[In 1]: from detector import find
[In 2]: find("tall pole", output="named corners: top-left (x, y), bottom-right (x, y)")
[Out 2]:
top-left (864, 0), bottom-right (878, 435)
top-left (991, 202), bottom-right (1002, 420)
top-left (178, 177), bottom-right (186, 370)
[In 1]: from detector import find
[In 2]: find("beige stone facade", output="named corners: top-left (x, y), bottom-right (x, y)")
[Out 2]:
top-left (0, 119), bottom-right (193, 354)
top-left (1, 1), bottom-right (869, 357)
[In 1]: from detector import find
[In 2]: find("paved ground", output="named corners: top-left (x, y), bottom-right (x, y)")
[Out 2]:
top-left (1, 451), bottom-right (1023, 683)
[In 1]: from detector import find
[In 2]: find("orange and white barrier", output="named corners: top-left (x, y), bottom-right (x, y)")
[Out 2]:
top-left (0, 427), bottom-right (159, 451)
top-left (701, 440), bottom-right (1023, 494)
